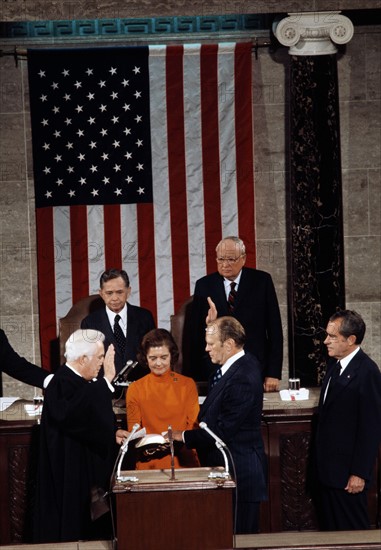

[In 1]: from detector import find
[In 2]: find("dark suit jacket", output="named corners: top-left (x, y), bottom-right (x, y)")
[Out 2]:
top-left (81, 303), bottom-right (155, 379)
top-left (184, 352), bottom-right (267, 503)
top-left (0, 329), bottom-right (49, 388)
top-left (316, 349), bottom-right (381, 489)
top-left (191, 267), bottom-right (283, 381)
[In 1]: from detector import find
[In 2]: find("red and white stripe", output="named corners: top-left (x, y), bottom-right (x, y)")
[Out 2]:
top-left (36, 42), bottom-right (256, 370)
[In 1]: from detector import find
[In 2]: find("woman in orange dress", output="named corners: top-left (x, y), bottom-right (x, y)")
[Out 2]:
top-left (126, 328), bottom-right (200, 470)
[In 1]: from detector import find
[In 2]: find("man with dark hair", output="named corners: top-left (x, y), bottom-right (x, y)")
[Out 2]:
top-left (316, 309), bottom-right (381, 530)
top-left (171, 316), bottom-right (267, 534)
top-left (81, 268), bottom-right (155, 379)
top-left (0, 328), bottom-right (52, 390)
top-left (190, 236), bottom-right (283, 391)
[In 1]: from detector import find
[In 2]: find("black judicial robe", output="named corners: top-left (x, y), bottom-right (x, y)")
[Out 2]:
top-left (33, 365), bottom-right (116, 543)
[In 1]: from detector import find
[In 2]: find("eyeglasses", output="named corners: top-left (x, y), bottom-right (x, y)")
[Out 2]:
top-left (216, 255), bottom-right (244, 265)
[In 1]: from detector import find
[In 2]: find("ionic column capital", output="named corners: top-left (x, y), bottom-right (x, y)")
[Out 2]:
top-left (273, 11), bottom-right (354, 56)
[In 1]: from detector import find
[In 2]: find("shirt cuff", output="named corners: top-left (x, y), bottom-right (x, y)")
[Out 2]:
top-left (104, 378), bottom-right (115, 392)
top-left (43, 374), bottom-right (54, 389)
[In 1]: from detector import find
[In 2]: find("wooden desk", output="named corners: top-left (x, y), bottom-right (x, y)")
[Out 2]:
top-left (235, 530), bottom-right (381, 549)
top-left (0, 392), bottom-right (379, 544)
top-left (0, 401), bottom-right (38, 545)
top-left (113, 467), bottom-right (235, 550)
top-left (260, 389), bottom-right (380, 532)
top-left (260, 389), bottom-right (320, 532)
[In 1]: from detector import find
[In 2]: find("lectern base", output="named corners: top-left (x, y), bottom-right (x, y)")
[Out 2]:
top-left (113, 467), bottom-right (235, 550)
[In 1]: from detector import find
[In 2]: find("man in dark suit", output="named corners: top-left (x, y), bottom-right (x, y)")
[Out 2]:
top-left (191, 236), bottom-right (283, 391)
top-left (1, 328), bottom-right (51, 389)
top-left (81, 268), bottom-right (155, 380)
top-left (316, 310), bottom-right (381, 530)
top-left (171, 316), bottom-right (267, 534)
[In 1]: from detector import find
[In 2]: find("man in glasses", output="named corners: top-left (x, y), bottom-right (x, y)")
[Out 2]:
top-left (190, 236), bottom-right (283, 391)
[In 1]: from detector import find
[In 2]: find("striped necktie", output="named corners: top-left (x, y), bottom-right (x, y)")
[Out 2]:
top-left (113, 314), bottom-right (126, 354)
top-left (227, 282), bottom-right (237, 313)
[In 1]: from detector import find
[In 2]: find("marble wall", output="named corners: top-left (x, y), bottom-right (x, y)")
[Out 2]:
top-left (339, 28), bottom-right (381, 368)
top-left (0, 4), bottom-right (380, 398)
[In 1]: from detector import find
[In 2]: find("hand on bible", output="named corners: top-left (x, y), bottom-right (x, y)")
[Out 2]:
top-left (164, 429), bottom-right (183, 442)
top-left (116, 429), bottom-right (130, 445)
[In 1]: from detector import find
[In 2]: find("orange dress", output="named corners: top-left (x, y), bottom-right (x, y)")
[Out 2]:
top-left (126, 370), bottom-right (200, 469)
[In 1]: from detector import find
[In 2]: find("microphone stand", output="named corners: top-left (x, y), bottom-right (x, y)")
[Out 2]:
top-left (212, 441), bottom-right (230, 479)
top-left (167, 425), bottom-right (176, 480)
top-left (116, 424), bottom-right (142, 482)
top-left (199, 421), bottom-right (230, 479)
top-left (112, 360), bottom-right (138, 386)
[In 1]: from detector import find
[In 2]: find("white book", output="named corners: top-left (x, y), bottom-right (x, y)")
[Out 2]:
top-left (135, 434), bottom-right (168, 448)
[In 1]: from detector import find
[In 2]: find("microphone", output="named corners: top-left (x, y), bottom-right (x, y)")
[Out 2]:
top-left (121, 423), bottom-right (140, 453)
top-left (199, 421), bottom-right (226, 448)
top-left (116, 423), bottom-right (140, 480)
top-left (112, 360), bottom-right (138, 385)
top-left (199, 422), bottom-right (230, 478)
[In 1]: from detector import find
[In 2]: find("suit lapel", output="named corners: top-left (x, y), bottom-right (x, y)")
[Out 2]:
top-left (213, 274), bottom-right (230, 315)
top-left (100, 309), bottom-right (115, 343)
top-left (200, 359), bottom-right (241, 416)
top-left (234, 267), bottom-right (249, 309)
top-left (335, 356), bottom-right (359, 391)
top-left (125, 304), bottom-right (137, 360)
top-left (323, 352), bottom-right (361, 406)
top-left (319, 360), bottom-right (336, 408)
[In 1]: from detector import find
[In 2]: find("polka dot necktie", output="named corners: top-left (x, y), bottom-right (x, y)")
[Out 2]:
top-left (113, 314), bottom-right (126, 354)
top-left (211, 368), bottom-right (222, 388)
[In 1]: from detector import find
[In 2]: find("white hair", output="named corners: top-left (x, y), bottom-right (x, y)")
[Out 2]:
top-left (216, 236), bottom-right (246, 255)
top-left (64, 329), bottom-right (105, 361)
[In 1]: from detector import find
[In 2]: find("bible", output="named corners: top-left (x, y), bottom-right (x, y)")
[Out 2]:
top-left (135, 434), bottom-right (170, 462)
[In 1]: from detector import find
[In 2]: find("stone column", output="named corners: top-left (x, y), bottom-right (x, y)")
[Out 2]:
top-left (274, 12), bottom-right (354, 385)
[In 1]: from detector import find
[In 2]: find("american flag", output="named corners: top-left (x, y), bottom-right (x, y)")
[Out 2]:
top-left (28, 43), bottom-right (256, 370)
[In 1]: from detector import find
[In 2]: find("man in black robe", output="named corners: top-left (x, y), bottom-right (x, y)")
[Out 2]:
top-left (33, 329), bottom-right (125, 543)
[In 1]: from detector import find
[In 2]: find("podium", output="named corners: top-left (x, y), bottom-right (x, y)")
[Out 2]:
top-left (113, 467), bottom-right (235, 550)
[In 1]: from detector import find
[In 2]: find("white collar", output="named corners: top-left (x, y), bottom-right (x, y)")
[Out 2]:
top-left (106, 303), bottom-right (127, 327)
top-left (223, 270), bottom-right (242, 289)
top-left (221, 349), bottom-right (245, 375)
top-left (339, 346), bottom-right (360, 372)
